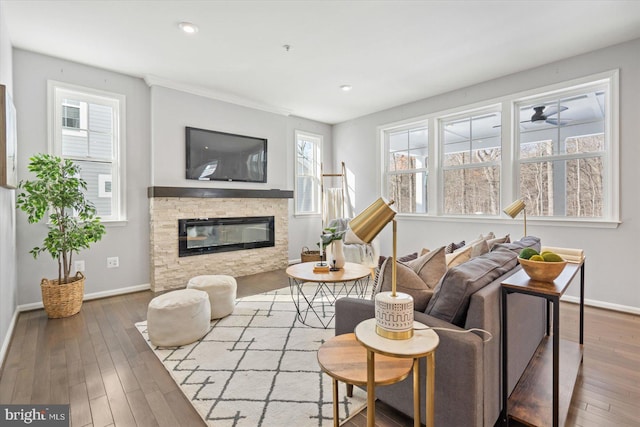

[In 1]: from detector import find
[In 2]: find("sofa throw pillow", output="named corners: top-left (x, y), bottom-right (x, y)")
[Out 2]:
top-left (470, 239), bottom-right (489, 258)
top-left (444, 240), bottom-right (465, 254)
top-left (377, 252), bottom-right (418, 268)
top-left (374, 258), bottom-right (435, 312)
top-left (487, 234), bottom-right (510, 250)
top-left (425, 246), bottom-right (518, 326)
top-left (405, 246), bottom-right (447, 290)
top-left (453, 232), bottom-right (493, 257)
top-left (456, 235), bottom-right (484, 251)
top-left (372, 252), bottom-right (420, 295)
top-left (445, 245), bottom-right (472, 268)
top-left (370, 265), bottom-right (383, 297)
top-left (491, 235), bottom-right (540, 254)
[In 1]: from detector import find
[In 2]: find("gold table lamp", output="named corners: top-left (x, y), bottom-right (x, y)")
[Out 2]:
top-left (504, 198), bottom-right (527, 237)
top-left (346, 198), bottom-right (414, 340)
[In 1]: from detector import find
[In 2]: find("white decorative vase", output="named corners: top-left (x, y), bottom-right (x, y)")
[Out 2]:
top-left (331, 239), bottom-right (346, 269)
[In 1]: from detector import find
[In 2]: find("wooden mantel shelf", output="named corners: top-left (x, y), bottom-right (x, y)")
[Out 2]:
top-left (147, 186), bottom-right (293, 199)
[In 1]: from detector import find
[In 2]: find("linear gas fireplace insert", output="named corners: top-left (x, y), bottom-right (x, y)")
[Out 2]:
top-left (178, 216), bottom-right (275, 257)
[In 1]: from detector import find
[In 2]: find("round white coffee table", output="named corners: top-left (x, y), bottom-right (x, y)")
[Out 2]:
top-left (286, 262), bottom-right (371, 328)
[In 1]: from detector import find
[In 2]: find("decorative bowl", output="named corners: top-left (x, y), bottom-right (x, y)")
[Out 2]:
top-left (517, 257), bottom-right (568, 282)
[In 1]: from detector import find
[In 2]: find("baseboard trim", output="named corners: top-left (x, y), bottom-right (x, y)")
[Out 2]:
top-left (561, 295), bottom-right (640, 315)
top-left (0, 308), bottom-right (20, 372)
top-left (16, 283), bottom-right (152, 313)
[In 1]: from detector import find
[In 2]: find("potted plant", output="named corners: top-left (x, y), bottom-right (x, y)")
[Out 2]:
top-left (320, 226), bottom-right (346, 269)
top-left (16, 154), bottom-right (106, 318)
top-left (320, 226), bottom-right (345, 248)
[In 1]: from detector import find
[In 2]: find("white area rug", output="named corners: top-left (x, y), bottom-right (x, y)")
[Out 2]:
top-left (136, 284), bottom-right (367, 426)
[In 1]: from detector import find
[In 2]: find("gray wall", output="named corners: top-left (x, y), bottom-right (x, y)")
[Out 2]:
top-left (14, 49), bottom-right (151, 305)
top-left (0, 1), bottom-right (18, 360)
top-left (11, 53), bottom-right (333, 308)
top-left (10, 36), bottom-right (637, 312)
top-left (149, 85), bottom-right (333, 261)
top-left (287, 115), bottom-right (334, 259)
top-left (334, 38), bottom-right (640, 311)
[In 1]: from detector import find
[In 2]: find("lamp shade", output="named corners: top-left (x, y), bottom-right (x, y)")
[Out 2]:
top-left (504, 198), bottom-right (527, 237)
top-left (346, 198), bottom-right (396, 244)
top-left (503, 199), bottom-right (525, 218)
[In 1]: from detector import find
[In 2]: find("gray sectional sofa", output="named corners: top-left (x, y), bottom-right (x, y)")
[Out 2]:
top-left (335, 236), bottom-right (546, 427)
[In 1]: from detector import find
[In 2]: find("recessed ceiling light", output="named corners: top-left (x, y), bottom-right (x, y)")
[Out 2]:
top-left (340, 85), bottom-right (352, 92)
top-left (178, 22), bottom-right (199, 34)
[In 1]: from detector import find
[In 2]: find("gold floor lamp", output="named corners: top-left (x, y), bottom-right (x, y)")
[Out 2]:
top-left (345, 197), bottom-right (415, 340)
top-left (504, 198), bottom-right (527, 237)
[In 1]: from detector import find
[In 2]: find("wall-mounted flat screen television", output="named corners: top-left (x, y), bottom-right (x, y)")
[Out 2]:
top-left (186, 127), bottom-right (267, 183)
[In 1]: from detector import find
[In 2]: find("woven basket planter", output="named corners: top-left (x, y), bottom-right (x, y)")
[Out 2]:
top-left (301, 246), bottom-right (322, 263)
top-left (40, 271), bottom-right (85, 318)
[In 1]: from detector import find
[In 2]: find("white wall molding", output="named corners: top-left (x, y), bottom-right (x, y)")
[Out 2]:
top-left (561, 295), bottom-right (640, 316)
top-left (144, 74), bottom-right (292, 117)
top-left (0, 309), bottom-right (20, 370)
top-left (16, 283), bottom-right (151, 313)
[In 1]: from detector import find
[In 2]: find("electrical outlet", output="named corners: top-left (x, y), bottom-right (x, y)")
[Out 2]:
top-left (74, 260), bottom-right (85, 272)
top-left (107, 256), bottom-right (119, 268)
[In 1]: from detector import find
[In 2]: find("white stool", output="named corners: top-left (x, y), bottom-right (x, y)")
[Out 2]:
top-left (187, 275), bottom-right (237, 319)
top-left (147, 289), bottom-right (210, 347)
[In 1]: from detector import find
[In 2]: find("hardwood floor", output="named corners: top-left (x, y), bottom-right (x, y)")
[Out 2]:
top-left (1, 270), bottom-right (638, 426)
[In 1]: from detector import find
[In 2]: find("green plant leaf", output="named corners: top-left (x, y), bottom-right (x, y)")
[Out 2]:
top-left (16, 154), bottom-right (107, 284)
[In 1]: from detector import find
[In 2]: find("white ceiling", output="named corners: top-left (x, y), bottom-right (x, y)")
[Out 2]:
top-left (3, 1), bottom-right (640, 124)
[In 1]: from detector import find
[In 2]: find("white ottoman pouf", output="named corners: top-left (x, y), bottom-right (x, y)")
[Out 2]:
top-left (187, 275), bottom-right (237, 319)
top-left (147, 289), bottom-right (210, 347)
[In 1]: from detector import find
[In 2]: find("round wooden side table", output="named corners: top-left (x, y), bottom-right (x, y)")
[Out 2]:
top-left (317, 333), bottom-right (413, 427)
top-left (355, 318), bottom-right (440, 427)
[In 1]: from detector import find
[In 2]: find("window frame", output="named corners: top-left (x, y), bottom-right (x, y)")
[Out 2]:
top-left (512, 77), bottom-right (616, 221)
top-left (382, 119), bottom-right (430, 214)
top-left (47, 80), bottom-right (127, 223)
top-left (378, 70), bottom-right (619, 226)
top-left (437, 104), bottom-right (502, 216)
top-left (294, 130), bottom-right (323, 216)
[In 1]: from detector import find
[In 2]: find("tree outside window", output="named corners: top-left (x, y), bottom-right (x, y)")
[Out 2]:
top-left (385, 125), bottom-right (428, 214)
top-left (517, 88), bottom-right (606, 218)
top-left (378, 72), bottom-right (617, 223)
top-left (441, 111), bottom-right (501, 215)
top-left (294, 131), bottom-right (322, 215)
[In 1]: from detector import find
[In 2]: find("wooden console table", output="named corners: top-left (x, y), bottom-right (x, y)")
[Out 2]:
top-left (500, 259), bottom-right (585, 427)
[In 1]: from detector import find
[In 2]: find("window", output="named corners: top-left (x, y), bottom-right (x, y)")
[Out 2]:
top-left (383, 123), bottom-right (428, 213)
top-left (379, 71), bottom-right (618, 223)
top-left (515, 82), bottom-right (610, 219)
top-left (440, 109), bottom-right (501, 215)
top-left (62, 103), bottom-right (80, 128)
top-left (294, 130), bottom-right (322, 215)
top-left (49, 81), bottom-right (125, 222)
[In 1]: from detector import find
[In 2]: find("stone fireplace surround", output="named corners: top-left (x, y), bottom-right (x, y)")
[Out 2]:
top-left (148, 187), bottom-right (292, 292)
